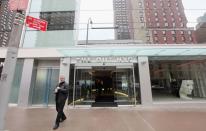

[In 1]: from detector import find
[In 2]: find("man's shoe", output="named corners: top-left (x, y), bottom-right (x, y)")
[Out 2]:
top-left (60, 117), bottom-right (67, 122)
top-left (53, 124), bottom-right (59, 130)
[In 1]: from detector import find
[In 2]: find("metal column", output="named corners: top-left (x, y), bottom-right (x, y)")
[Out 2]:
top-left (0, 12), bottom-right (25, 129)
top-left (132, 65), bottom-right (137, 106)
top-left (138, 57), bottom-right (153, 105)
top-left (72, 66), bottom-right (76, 107)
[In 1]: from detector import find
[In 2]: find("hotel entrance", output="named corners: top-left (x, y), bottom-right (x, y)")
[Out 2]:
top-left (92, 66), bottom-right (116, 107)
top-left (70, 64), bottom-right (140, 107)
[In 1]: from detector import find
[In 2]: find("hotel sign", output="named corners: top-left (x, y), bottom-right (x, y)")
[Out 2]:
top-left (72, 56), bottom-right (137, 63)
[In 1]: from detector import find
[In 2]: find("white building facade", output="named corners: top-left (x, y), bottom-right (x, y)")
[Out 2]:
top-left (1, 0), bottom-right (206, 107)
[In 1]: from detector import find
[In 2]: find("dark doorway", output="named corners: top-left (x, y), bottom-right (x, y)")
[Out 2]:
top-left (92, 67), bottom-right (117, 107)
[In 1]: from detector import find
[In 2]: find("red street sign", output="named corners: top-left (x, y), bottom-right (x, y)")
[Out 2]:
top-left (26, 16), bottom-right (48, 31)
top-left (9, 0), bottom-right (29, 11)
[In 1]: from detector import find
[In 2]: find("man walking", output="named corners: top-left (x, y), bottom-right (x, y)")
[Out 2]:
top-left (53, 75), bottom-right (69, 130)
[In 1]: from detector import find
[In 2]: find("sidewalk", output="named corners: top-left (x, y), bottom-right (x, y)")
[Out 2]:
top-left (5, 106), bottom-right (206, 131)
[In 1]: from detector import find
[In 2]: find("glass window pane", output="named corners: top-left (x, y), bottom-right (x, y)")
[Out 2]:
top-left (149, 56), bottom-right (206, 102)
top-left (30, 0), bottom-right (76, 12)
top-left (23, 30), bottom-right (75, 47)
top-left (9, 59), bottom-right (24, 103)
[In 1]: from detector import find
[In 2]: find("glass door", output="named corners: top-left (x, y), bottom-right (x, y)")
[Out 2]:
top-left (113, 68), bottom-right (136, 105)
top-left (72, 65), bottom-right (139, 106)
top-left (74, 68), bottom-right (94, 105)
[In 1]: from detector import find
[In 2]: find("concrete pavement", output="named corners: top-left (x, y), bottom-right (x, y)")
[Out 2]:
top-left (4, 106), bottom-right (206, 131)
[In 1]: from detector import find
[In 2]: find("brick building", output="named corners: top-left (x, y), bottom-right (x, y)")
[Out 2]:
top-left (0, 0), bottom-right (15, 47)
top-left (144, 0), bottom-right (196, 44)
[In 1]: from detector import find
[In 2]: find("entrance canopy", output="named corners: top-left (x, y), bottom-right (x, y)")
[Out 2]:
top-left (58, 44), bottom-right (206, 57)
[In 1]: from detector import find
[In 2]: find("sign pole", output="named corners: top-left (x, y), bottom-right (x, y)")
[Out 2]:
top-left (0, 11), bottom-right (25, 130)
top-left (0, 0), bottom-right (47, 129)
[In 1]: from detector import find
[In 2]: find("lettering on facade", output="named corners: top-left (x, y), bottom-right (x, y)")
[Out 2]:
top-left (73, 56), bottom-right (137, 63)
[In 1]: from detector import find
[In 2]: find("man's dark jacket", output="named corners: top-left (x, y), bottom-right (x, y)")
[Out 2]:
top-left (55, 81), bottom-right (69, 103)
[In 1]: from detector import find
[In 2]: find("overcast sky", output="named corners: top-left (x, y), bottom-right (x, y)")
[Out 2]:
top-left (182, 0), bottom-right (206, 27)
top-left (78, 0), bottom-right (206, 40)
top-left (78, 0), bottom-right (114, 40)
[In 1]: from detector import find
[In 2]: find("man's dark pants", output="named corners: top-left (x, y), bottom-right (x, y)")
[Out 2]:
top-left (55, 99), bottom-right (66, 125)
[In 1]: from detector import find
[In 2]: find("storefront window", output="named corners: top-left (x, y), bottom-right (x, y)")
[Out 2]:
top-left (149, 56), bottom-right (206, 102)
top-left (9, 59), bottom-right (24, 103)
top-left (0, 59), bottom-right (24, 104)
top-left (29, 60), bottom-right (60, 106)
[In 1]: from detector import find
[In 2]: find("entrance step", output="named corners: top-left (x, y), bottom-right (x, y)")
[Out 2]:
top-left (95, 95), bottom-right (116, 102)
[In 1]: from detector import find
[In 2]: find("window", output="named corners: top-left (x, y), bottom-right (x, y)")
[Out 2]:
top-left (146, 30), bottom-right (150, 36)
top-left (140, 17), bottom-right (144, 23)
top-left (165, 23), bottom-right (169, 27)
top-left (189, 37), bottom-right (193, 41)
top-left (188, 31), bottom-right (192, 35)
top-left (163, 37), bottom-right (167, 41)
top-left (181, 36), bottom-right (185, 41)
top-left (155, 18), bottom-right (159, 21)
top-left (155, 12), bottom-right (158, 16)
top-left (172, 36), bottom-right (176, 41)
top-left (147, 36), bottom-right (150, 42)
top-left (162, 31), bottom-right (166, 35)
top-left (40, 11), bottom-right (75, 31)
top-left (163, 17), bottom-right (167, 21)
top-left (175, 2), bottom-right (178, 6)
top-left (171, 31), bottom-right (175, 35)
top-left (154, 37), bottom-right (158, 41)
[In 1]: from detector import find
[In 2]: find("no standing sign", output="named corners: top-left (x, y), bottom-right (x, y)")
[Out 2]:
top-left (26, 16), bottom-right (48, 32)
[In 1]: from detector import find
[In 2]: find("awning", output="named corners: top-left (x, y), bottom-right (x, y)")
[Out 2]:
top-left (58, 44), bottom-right (206, 57)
